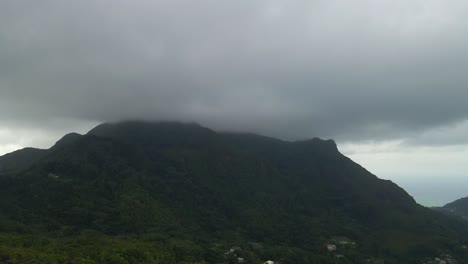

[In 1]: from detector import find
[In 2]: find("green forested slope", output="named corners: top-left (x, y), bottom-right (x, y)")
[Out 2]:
top-left (0, 121), bottom-right (467, 263)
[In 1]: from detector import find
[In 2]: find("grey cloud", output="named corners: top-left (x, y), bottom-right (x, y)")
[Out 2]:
top-left (1, 0), bottom-right (468, 143)
top-left (403, 120), bottom-right (468, 146)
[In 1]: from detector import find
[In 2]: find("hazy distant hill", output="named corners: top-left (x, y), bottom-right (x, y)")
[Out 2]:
top-left (435, 197), bottom-right (468, 221)
top-left (0, 121), bottom-right (467, 264)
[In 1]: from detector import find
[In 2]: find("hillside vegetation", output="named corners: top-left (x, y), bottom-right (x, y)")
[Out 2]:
top-left (1, 121), bottom-right (467, 263)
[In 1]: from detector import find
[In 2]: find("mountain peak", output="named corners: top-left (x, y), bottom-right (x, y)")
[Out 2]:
top-left (88, 120), bottom-right (211, 135)
top-left (298, 137), bottom-right (337, 147)
top-left (87, 120), bottom-right (216, 147)
top-left (51, 132), bottom-right (83, 149)
top-left (293, 137), bottom-right (339, 155)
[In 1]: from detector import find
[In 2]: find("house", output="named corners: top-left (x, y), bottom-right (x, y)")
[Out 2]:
top-left (326, 244), bottom-right (337, 251)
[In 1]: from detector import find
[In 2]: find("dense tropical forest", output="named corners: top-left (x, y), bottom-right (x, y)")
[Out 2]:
top-left (1, 121), bottom-right (468, 264)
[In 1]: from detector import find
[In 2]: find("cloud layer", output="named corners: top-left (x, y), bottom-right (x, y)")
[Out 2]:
top-left (1, 0), bottom-right (468, 142)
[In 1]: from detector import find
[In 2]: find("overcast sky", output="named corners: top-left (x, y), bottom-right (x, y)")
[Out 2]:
top-left (1, 0), bottom-right (468, 206)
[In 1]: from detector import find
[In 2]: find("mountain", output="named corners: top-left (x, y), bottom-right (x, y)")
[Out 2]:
top-left (0, 121), bottom-right (467, 264)
top-left (435, 197), bottom-right (468, 221)
top-left (0, 133), bottom-right (82, 175)
top-left (0, 147), bottom-right (46, 175)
